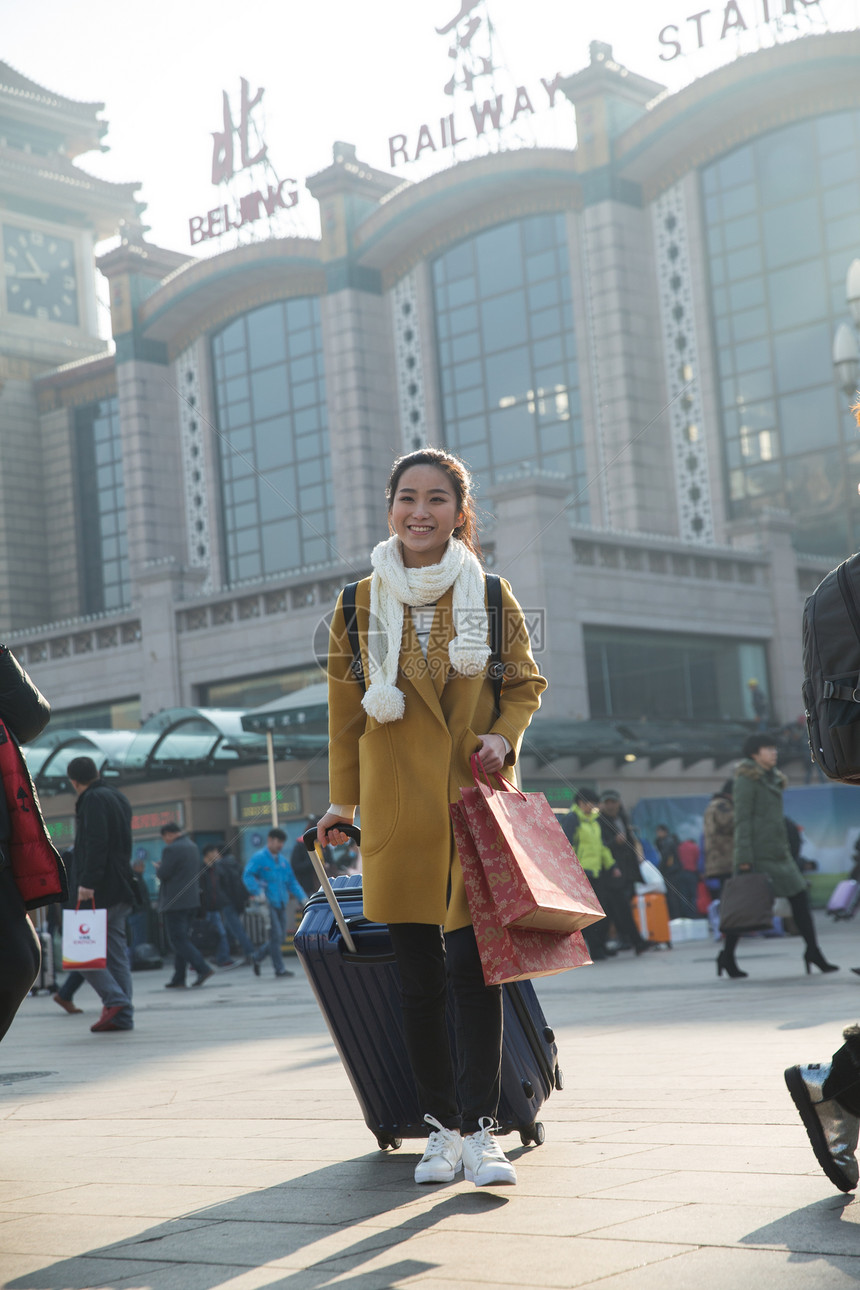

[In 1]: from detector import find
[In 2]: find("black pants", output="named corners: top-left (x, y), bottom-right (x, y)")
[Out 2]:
top-left (600, 877), bottom-right (646, 949)
top-left (724, 888), bottom-right (822, 961)
top-left (581, 872), bottom-right (608, 959)
top-left (388, 922), bottom-right (502, 1134)
top-left (0, 865), bottom-right (40, 1044)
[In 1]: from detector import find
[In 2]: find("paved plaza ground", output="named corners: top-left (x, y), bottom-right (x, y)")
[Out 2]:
top-left (1, 913), bottom-right (860, 1290)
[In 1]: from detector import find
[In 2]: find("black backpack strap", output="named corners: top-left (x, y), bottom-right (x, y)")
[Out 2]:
top-left (341, 582), bottom-right (365, 691)
top-left (486, 573), bottom-right (503, 717)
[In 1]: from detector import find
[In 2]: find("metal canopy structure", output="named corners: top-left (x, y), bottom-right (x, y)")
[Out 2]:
top-left (239, 683), bottom-right (329, 734)
top-left (522, 719), bottom-right (805, 770)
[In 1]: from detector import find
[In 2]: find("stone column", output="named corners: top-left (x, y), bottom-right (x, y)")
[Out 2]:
top-left (307, 145), bottom-right (403, 565)
top-left (728, 509), bottom-right (802, 726)
top-left (490, 475), bottom-right (585, 720)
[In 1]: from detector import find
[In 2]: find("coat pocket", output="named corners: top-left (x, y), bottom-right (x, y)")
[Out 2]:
top-left (357, 724), bottom-right (401, 856)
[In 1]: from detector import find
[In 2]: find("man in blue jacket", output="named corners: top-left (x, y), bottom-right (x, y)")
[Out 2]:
top-left (243, 827), bottom-right (306, 978)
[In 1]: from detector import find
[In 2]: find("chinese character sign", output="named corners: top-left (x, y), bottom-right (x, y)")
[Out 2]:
top-left (211, 77), bottom-right (268, 185)
top-left (436, 0), bottom-right (494, 99)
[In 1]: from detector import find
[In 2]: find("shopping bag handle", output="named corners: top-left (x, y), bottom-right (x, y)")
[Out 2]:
top-left (470, 753), bottom-right (526, 799)
top-left (302, 826), bottom-right (359, 954)
top-left (74, 898), bottom-right (97, 912)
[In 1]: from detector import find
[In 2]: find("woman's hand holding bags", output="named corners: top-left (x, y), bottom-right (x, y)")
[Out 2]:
top-left (450, 756), bottom-right (604, 984)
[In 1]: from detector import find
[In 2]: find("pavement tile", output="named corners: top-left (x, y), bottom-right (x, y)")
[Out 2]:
top-left (600, 1143), bottom-right (822, 1175)
top-left (110, 1219), bottom-right (354, 1269)
top-left (0, 1215), bottom-right (209, 1258)
top-left (0, 1182), bottom-right (253, 1218)
top-left (0, 1255), bottom-right (173, 1289)
top-left (577, 1244), bottom-right (860, 1290)
top-left (587, 1167), bottom-right (846, 1207)
top-left (591, 1196), bottom-right (860, 1256)
top-left (597, 1122), bottom-right (805, 1148)
top-left (309, 1230), bottom-right (698, 1287)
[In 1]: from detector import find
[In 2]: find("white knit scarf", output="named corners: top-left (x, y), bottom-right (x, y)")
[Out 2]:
top-left (361, 535), bottom-right (490, 723)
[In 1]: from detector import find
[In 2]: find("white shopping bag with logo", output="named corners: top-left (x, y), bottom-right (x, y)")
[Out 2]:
top-left (62, 905), bottom-right (107, 969)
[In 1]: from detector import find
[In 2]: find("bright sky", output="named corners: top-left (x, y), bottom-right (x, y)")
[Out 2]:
top-left (2, 0), bottom-right (857, 254)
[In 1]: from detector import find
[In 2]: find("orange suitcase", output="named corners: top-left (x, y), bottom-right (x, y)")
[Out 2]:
top-left (631, 892), bottom-right (671, 946)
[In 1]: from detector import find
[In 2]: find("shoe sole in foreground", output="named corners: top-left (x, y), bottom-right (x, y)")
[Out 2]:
top-left (784, 1065), bottom-right (857, 1193)
top-left (464, 1162), bottom-right (517, 1186)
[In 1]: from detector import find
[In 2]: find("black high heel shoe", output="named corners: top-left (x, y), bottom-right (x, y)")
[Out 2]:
top-left (717, 949), bottom-right (748, 979)
top-left (805, 949), bottom-right (839, 974)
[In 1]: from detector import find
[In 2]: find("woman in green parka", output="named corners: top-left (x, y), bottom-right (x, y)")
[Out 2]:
top-left (718, 733), bottom-right (838, 979)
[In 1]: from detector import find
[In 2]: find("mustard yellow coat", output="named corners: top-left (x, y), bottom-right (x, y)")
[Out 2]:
top-left (327, 576), bottom-right (547, 931)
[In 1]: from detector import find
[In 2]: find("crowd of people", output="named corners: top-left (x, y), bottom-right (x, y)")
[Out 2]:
top-left (559, 732), bottom-right (840, 981)
top-left (47, 802), bottom-right (362, 1028)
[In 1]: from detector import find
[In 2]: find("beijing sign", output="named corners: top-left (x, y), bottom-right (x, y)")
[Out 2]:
top-left (188, 77), bottom-right (298, 246)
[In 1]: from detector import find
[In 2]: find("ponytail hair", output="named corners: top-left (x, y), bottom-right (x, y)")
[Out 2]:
top-left (386, 447), bottom-right (482, 560)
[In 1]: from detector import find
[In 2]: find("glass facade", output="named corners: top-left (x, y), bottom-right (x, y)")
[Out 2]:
top-left (211, 297), bottom-right (332, 583)
top-left (73, 397), bottom-right (130, 613)
top-left (49, 698), bottom-right (141, 731)
top-left (701, 110), bottom-right (860, 557)
top-left (197, 665), bottom-right (322, 709)
top-left (431, 214), bottom-right (588, 518)
top-left (584, 626), bottom-right (769, 723)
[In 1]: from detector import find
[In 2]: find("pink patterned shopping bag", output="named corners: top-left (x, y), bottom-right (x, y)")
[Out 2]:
top-left (456, 756), bottom-right (605, 934)
top-left (451, 796), bottom-right (592, 985)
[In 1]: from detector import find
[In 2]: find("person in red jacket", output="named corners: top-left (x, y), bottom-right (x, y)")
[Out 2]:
top-left (0, 645), bottom-right (66, 1043)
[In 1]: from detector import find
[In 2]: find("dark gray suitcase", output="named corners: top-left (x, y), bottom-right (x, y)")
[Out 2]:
top-left (294, 841), bottom-right (563, 1151)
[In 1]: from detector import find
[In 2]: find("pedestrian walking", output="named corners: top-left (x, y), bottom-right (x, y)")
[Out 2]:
top-left (157, 822), bottom-right (213, 988)
top-left (718, 733), bottom-right (838, 979)
top-left (598, 791), bottom-right (653, 955)
top-left (0, 646), bottom-right (66, 1044)
top-left (215, 847), bottom-right (258, 963)
top-left (243, 827), bottom-right (305, 977)
top-left (317, 446), bottom-right (546, 1188)
top-left (703, 780), bottom-right (734, 892)
top-left (562, 789), bottom-right (613, 960)
top-left (199, 845), bottom-right (236, 967)
top-left (67, 755), bottom-right (136, 1032)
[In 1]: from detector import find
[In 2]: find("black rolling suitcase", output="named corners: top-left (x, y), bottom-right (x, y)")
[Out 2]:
top-left (293, 829), bottom-right (563, 1151)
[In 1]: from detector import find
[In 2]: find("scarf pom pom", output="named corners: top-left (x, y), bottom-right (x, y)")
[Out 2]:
top-left (448, 638), bottom-right (491, 678)
top-left (361, 682), bottom-right (405, 723)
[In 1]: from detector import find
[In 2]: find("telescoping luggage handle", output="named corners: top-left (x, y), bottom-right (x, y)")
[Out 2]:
top-left (303, 825), bottom-right (360, 954)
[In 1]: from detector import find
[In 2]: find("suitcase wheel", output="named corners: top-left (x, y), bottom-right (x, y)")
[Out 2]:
top-left (376, 1135), bottom-right (402, 1151)
top-left (554, 1065), bottom-right (564, 1091)
top-left (519, 1122), bottom-right (546, 1147)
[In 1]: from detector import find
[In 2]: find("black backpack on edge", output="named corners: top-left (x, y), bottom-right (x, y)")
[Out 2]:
top-left (802, 554), bottom-right (860, 782)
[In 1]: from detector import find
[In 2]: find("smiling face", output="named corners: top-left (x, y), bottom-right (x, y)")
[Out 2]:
top-left (389, 464), bottom-right (465, 568)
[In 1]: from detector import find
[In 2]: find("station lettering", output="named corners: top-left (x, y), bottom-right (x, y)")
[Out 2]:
top-left (658, 0), bottom-right (819, 60)
top-left (388, 76), bottom-right (562, 168)
top-left (189, 179), bottom-right (299, 246)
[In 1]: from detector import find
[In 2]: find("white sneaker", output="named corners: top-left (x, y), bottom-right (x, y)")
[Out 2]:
top-left (462, 1117), bottom-right (517, 1186)
top-left (414, 1115), bottom-right (463, 1184)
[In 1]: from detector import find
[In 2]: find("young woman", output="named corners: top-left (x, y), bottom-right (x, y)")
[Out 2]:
top-left (317, 448), bottom-right (546, 1187)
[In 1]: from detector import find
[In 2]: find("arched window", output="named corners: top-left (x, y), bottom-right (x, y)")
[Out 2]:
top-left (211, 297), bottom-right (332, 582)
top-left (701, 109), bottom-right (860, 557)
top-left (74, 396), bottom-right (130, 612)
top-left (431, 214), bottom-right (588, 519)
